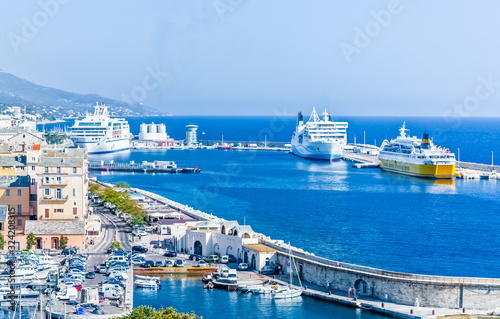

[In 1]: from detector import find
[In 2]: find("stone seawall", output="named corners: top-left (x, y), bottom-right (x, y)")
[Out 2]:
top-left (265, 240), bottom-right (500, 310)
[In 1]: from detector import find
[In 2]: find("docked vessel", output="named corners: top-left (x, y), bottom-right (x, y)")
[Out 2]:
top-left (378, 122), bottom-right (456, 179)
top-left (217, 135), bottom-right (233, 150)
top-left (291, 108), bottom-right (348, 161)
top-left (70, 103), bottom-right (131, 154)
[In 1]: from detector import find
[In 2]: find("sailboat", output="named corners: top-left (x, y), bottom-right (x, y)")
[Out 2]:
top-left (271, 245), bottom-right (303, 299)
top-left (217, 135), bottom-right (232, 150)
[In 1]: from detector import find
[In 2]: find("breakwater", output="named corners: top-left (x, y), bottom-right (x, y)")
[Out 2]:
top-left (265, 239), bottom-right (500, 311)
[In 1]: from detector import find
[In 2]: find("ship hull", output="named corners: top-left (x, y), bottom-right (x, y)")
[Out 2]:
top-left (73, 138), bottom-right (130, 154)
top-left (379, 159), bottom-right (455, 179)
top-left (291, 142), bottom-right (344, 161)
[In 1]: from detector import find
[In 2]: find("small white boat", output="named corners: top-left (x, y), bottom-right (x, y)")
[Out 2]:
top-left (135, 279), bottom-right (158, 289)
top-left (272, 286), bottom-right (303, 299)
top-left (135, 275), bottom-right (160, 281)
top-left (249, 285), bottom-right (273, 294)
top-left (271, 244), bottom-right (303, 299)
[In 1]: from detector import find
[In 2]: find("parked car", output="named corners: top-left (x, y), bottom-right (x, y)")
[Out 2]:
top-left (62, 247), bottom-right (77, 255)
top-left (174, 259), bottom-right (184, 267)
top-left (204, 255), bottom-right (219, 263)
top-left (220, 256), bottom-right (229, 264)
top-left (197, 260), bottom-right (207, 267)
top-left (155, 260), bottom-right (163, 267)
top-left (227, 255), bottom-right (237, 263)
top-left (132, 246), bottom-right (148, 253)
top-left (142, 260), bottom-right (154, 268)
top-left (238, 263), bottom-right (249, 271)
top-left (164, 260), bottom-right (174, 267)
top-left (189, 254), bottom-right (201, 261)
top-left (85, 271), bottom-right (96, 279)
top-left (132, 257), bottom-right (146, 265)
top-left (98, 264), bottom-right (107, 274)
top-left (164, 251), bottom-right (177, 257)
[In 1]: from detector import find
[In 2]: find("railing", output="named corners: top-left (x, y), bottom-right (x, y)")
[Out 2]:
top-left (262, 239), bottom-right (500, 286)
top-left (40, 195), bottom-right (69, 201)
top-left (42, 180), bottom-right (68, 186)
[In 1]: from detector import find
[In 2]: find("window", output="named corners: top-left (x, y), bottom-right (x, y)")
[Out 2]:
top-left (55, 189), bottom-right (62, 199)
top-left (6, 189), bottom-right (10, 196)
top-left (31, 178), bottom-right (35, 185)
top-left (17, 205), bottom-right (22, 216)
top-left (44, 188), bottom-right (51, 196)
top-left (73, 167), bottom-right (77, 173)
top-left (17, 219), bottom-right (22, 227)
top-left (73, 188), bottom-right (77, 197)
top-left (57, 167), bottom-right (61, 174)
top-left (54, 208), bottom-right (64, 213)
top-left (45, 167), bottom-right (48, 173)
top-left (17, 189), bottom-right (22, 196)
top-left (31, 157), bottom-right (35, 161)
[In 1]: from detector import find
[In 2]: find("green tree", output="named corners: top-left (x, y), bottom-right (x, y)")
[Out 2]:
top-left (0, 233), bottom-right (4, 250)
top-left (117, 306), bottom-right (199, 319)
top-left (109, 241), bottom-right (122, 250)
top-left (60, 235), bottom-right (68, 249)
top-left (114, 182), bottom-right (130, 188)
top-left (26, 233), bottom-right (36, 250)
top-left (89, 182), bottom-right (103, 195)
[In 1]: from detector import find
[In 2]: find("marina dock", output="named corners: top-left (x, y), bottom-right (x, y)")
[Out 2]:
top-left (89, 160), bottom-right (201, 174)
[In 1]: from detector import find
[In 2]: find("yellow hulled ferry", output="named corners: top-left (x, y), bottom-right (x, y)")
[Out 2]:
top-left (378, 123), bottom-right (456, 179)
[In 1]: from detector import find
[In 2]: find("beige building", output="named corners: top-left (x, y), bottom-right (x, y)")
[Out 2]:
top-left (0, 175), bottom-right (31, 250)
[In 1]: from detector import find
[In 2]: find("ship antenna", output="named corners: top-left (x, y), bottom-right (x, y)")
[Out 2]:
top-left (309, 107), bottom-right (320, 122)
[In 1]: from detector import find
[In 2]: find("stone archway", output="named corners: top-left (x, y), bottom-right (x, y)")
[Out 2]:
top-left (244, 251), bottom-right (248, 263)
top-left (226, 246), bottom-right (233, 255)
top-left (194, 240), bottom-right (202, 255)
top-left (242, 233), bottom-right (251, 239)
top-left (251, 254), bottom-right (256, 270)
top-left (354, 279), bottom-right (369, 295)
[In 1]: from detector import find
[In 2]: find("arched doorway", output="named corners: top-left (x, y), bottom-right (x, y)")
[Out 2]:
top-left (242, 233), bottom-right (251, 238)
top-left (36, 238), bottom-right (42, 249)
top-left (194, 241), bottom-right (202, 255)
top-left (51, 237), bottom-right (59, 249)
top-left (226, 246), bottom-right (233, 256)
top-left (354, 279), bottom-right (369, 295)
top-left (221, 226), bottom-right (226, 235)
top-left (251, 254), bottom-right (256, 270)
top-left (244, 251), bottom-right (248, 263)
top-left (233, 230), bottom-right (238, 236)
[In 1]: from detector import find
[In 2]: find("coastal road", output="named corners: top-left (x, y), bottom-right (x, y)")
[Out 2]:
top-left (86, 201), bottom-right (133, 268)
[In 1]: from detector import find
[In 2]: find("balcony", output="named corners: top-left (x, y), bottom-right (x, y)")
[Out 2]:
top-left (41, 179), bottom-right (68, 187)
top-left (40, 195), bottom-right (69, 202)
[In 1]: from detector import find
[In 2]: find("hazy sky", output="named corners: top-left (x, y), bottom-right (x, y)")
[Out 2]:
top-left (2, 0), bottom-right (500, 116)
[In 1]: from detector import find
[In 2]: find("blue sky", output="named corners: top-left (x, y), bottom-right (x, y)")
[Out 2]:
top-left (2, 0), bottom-right (500, 116)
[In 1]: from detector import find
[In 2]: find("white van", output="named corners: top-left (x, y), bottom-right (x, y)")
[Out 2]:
top-left (106, 255), bottom-right (127, 265)
top-left (57, 287), bottom-right (78, 300)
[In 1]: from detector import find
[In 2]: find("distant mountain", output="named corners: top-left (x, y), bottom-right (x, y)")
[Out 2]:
top-left (0, 70), bottom-right (161, 119)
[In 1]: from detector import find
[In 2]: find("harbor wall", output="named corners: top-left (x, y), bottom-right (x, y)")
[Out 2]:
top-left (457, 161), bottom-right (498, 173)
top-left (266, 240), bottom-right (500, 310)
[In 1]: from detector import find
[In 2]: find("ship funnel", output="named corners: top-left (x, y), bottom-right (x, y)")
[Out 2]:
top-left (421, 133), bottom-right (431, 149)
top-left (297, 112), bottom-right (303, 125)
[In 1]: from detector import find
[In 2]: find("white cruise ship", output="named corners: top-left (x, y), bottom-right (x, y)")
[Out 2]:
top-left (291, 108), bottom-right (348, 161)
top-left (70, 103), bottom-right (131, 154)
top-left (378, 122), bottom-right (456, 179)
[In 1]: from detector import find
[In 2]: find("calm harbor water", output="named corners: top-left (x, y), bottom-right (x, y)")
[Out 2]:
top-left (133, 276), bottom-right (387, 319)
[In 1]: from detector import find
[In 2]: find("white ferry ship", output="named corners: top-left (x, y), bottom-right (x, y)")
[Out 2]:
top-left (291, 108), bottom-right (348, 161)
top-left (378, 122), bottom-right (456, 179)
top-left (70, 103), bottom-right (131, 154)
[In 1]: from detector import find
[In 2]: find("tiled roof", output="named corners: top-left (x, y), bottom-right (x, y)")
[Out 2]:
top-left (25, 220), bottom-right (85, 235)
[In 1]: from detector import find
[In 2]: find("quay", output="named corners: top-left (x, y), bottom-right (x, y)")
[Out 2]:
top-left (342, 144), bottom-right (381, 168)
top-left (89, 160), bottom-right (201, 174)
